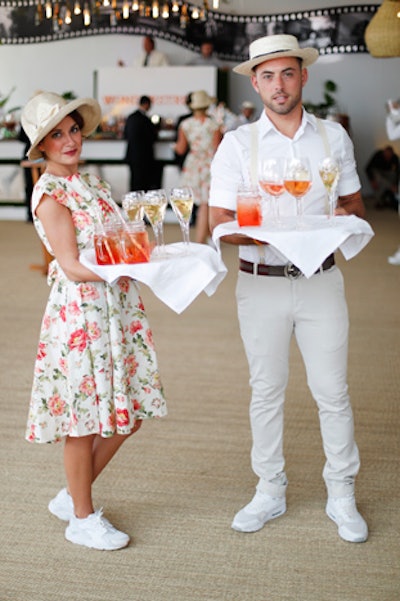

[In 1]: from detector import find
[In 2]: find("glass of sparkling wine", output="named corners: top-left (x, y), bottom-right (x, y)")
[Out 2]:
top-left (170, 186), bottom-right (194, 251)
top-left (318, 157), bottom-right (341, 223)
top-left (143, 189), bottom-right (168, 258)
top-left (259, 158), bottom-right (285, 226)
top-left (122, 191), bottom-right (145, 222)
top-left (283, 156), bottom-right (312, 229)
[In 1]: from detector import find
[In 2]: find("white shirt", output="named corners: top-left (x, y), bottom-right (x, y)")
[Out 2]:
top-left (134, 50), bottom-right (169, 67)
top-left (209, 109), bottom-right (361, 264)
top-left (386, 114), bottom-right (400, 141)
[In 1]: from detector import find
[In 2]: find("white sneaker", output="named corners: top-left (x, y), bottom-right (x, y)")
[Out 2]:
top-left (388, 248), bottom-right (400, 265)
top-left (231, 491), bottom-right (286, 533)
top-left (326, 495), bottom-right (368, 543)
top-left (48, 488), bottom-right (74, 522)
top-left (65, 510), bottom-right (130, 550)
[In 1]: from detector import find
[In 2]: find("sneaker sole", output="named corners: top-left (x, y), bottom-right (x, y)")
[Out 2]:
top-left (65, 528), bottom-right (130, 551)
top-left (231, 505), bottom-right (286, 533)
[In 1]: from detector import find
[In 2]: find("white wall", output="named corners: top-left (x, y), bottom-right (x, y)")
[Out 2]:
top-left (1, 29), bottom-right (400, 192)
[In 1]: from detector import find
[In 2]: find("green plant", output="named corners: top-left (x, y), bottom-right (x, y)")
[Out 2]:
top-left (304, 80), bottom-right (338, 117)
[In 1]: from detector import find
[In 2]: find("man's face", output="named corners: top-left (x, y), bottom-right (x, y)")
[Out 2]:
top-left (250, 57), bottom-right (307, 116)
top-left (201, 43), bottom-right (214, 58)
top-left (143, 37), bottom-right (154, 53)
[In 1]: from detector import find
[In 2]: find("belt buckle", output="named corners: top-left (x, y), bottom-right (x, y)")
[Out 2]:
top-left (284, 263), bottom-right (302, 279)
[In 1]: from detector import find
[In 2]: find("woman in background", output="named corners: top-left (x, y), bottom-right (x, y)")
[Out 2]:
top-left (175, 90), bottom-right (222, 244)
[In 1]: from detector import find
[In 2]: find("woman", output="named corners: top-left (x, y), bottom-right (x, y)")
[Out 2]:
top-left (174, 90), bottom-right (222, 244)
top-left (21, 91), bottom-right (167, 550)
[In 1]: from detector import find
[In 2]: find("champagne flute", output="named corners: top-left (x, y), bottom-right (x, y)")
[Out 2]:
top-left (283, 156), bottom-right (312, 229)
top-left (318, 157), bottom-right (341, 223)
top-left (259, 158), bottom-right (285, 226)
top-left (170, 186), bottom-right (194, 252)
top-left (143, 189), bottom-right (168, 258)
top-left (122, 191), bottom-right (145, 222)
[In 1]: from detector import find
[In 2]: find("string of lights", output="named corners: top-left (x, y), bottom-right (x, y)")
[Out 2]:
top-left (35, 0), bottom-right (220, 28)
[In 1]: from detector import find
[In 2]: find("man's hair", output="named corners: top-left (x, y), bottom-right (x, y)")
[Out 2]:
top-left (139, 95), bottom-right (151, 106)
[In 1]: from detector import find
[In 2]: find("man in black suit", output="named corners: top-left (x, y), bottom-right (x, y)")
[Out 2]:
top-left (124, 95), bottom-right (159, 191)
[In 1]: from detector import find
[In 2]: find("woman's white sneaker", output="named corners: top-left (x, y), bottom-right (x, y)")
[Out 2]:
top-left (326, 495), bottom-right (368, 543)
top-left (65, 510), bottom-right (130, 550)
top-left (48, 488), bottom-right (74, 522)
top-left (231, 491), bottom-right (286, 532)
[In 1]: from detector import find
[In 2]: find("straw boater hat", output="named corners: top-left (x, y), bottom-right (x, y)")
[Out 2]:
top-left (233, 34), bottom-right (319, 76)
top-left (21, 91), bottom-right (102, 160)
top-left (189, 90), bottom-right (213, 111)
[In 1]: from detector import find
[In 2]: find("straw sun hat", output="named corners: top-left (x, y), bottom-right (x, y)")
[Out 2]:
top-left (233, 34), bottom-right (319, 76)
top-left (21, 91), bottom-right (102, 160)
top-left (189, 90), bottom-right (213, 111)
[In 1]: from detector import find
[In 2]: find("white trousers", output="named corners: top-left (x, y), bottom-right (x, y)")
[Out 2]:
top-left (236, 266), bottom-right (360, 499)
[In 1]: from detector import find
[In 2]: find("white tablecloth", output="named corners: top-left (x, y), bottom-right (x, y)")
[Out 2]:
top-left (80, 242), bottom-right (227, 314)
top-left (212, 215), bottom-right (374, 278)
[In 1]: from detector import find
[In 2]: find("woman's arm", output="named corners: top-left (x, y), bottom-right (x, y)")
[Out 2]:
top-left (36, 194), bottom-right (103, 282)
top-left (174, 126), bottom-right (189, 156)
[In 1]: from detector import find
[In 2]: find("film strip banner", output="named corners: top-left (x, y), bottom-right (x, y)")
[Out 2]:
top-left (0, 2), bottom-right (378, 58)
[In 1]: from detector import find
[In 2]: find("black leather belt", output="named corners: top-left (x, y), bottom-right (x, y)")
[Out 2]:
top-left (239, 254), bottom-right (335, 279)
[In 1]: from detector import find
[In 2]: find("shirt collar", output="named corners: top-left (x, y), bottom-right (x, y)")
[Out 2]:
top-left (258, 107), bottom-right (319, 137)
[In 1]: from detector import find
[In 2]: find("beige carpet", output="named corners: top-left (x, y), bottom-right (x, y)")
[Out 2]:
top-left (0, 207), bottom-right (399, 601)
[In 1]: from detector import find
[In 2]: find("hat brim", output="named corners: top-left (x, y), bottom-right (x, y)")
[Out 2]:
top-left (189, 103), bottom-right (211, 110)
top-left (233, 48), bottom-right (319, 76)
top-left (27, 98), bottom-right (102, 160)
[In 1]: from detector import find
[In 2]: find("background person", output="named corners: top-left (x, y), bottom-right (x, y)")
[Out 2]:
top-left (386, 99), bottom-right (400, 265)
top-left (187, 40), bottom-right (224, 68)
top-left (174, 90), bottom-right (222, 244)
top-left (124, 95), bottom-right (159, 191)
top-left (133, 35), bottom-right (169, 67)
top-left (209, 34), bottom-right (368, 544)
top-left (21, 91), bottom-right (167, 551)
top-left (365, 144), bottom-right (399, 210)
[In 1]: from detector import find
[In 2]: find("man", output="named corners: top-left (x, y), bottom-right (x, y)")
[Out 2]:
top-left (365, 145), bottom-right (399, 210)
top-left (228, 100), bottom-right (257, 131)
top-left (209, 34), bottom-right (368, 543)
top-left (187, 40), bottom-right (224, 68)
top-left (385, 100), bottom-right (400, 265)
top-left (134, 36), bottom-right (169, 67)
top-left (124, 95), bottom-right (158, 191)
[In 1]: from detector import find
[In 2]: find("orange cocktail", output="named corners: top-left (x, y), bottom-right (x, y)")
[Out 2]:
top-left (237, 187), bottom-right (262, 226)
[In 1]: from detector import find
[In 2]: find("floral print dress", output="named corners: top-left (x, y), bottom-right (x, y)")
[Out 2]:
top-left (180, 116), bottom-right (220, 205)
top-left (26, 172), bottom-right (167, 444)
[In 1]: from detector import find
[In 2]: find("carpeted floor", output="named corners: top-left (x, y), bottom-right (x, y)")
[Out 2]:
top-left (0, 207), bottom-right (399, 601)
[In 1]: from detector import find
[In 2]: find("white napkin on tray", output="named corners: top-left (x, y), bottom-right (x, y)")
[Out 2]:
top-left (213, 215), bottom-right (374, 278)
top-left (80, 242), bottom-right (227, 314)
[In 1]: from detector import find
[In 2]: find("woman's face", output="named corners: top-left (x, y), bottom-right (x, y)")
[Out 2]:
top-left (38, 115), bottom-right (82, 167)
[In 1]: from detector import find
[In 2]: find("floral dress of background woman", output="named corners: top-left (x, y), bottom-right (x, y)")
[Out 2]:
top-left (176, 110), bottom-right (222, 244)
top-left (27, 171), bottom-right (167, 444)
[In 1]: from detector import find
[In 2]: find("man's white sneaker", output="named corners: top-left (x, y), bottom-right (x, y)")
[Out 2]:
top-left (326, 495), bottom-right (368, 543)
top-left (231, 491), bottom-right (286, 533)
top-left (388, 248), bottom-right (400, 265)
top-left (65, 510), bottom-right (130, 550)
top-left (48, 488), bottom-right (74, 522)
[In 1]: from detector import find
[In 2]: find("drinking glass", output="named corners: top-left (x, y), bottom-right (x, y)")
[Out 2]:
top-left (169, 186), bottom-right (194, 252)
top-left (318, 157), bottom-right (341, 223)
top-left (236, 184), bottom-right (262, 226)
top-left (283, 156), bottom-right (312, 228)
top-left (142, 189), bottom-right (168, 258)
top-left (122, 191), bottom-right (145, 222)
top-left (259, 158), bottom-right (285, 226)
